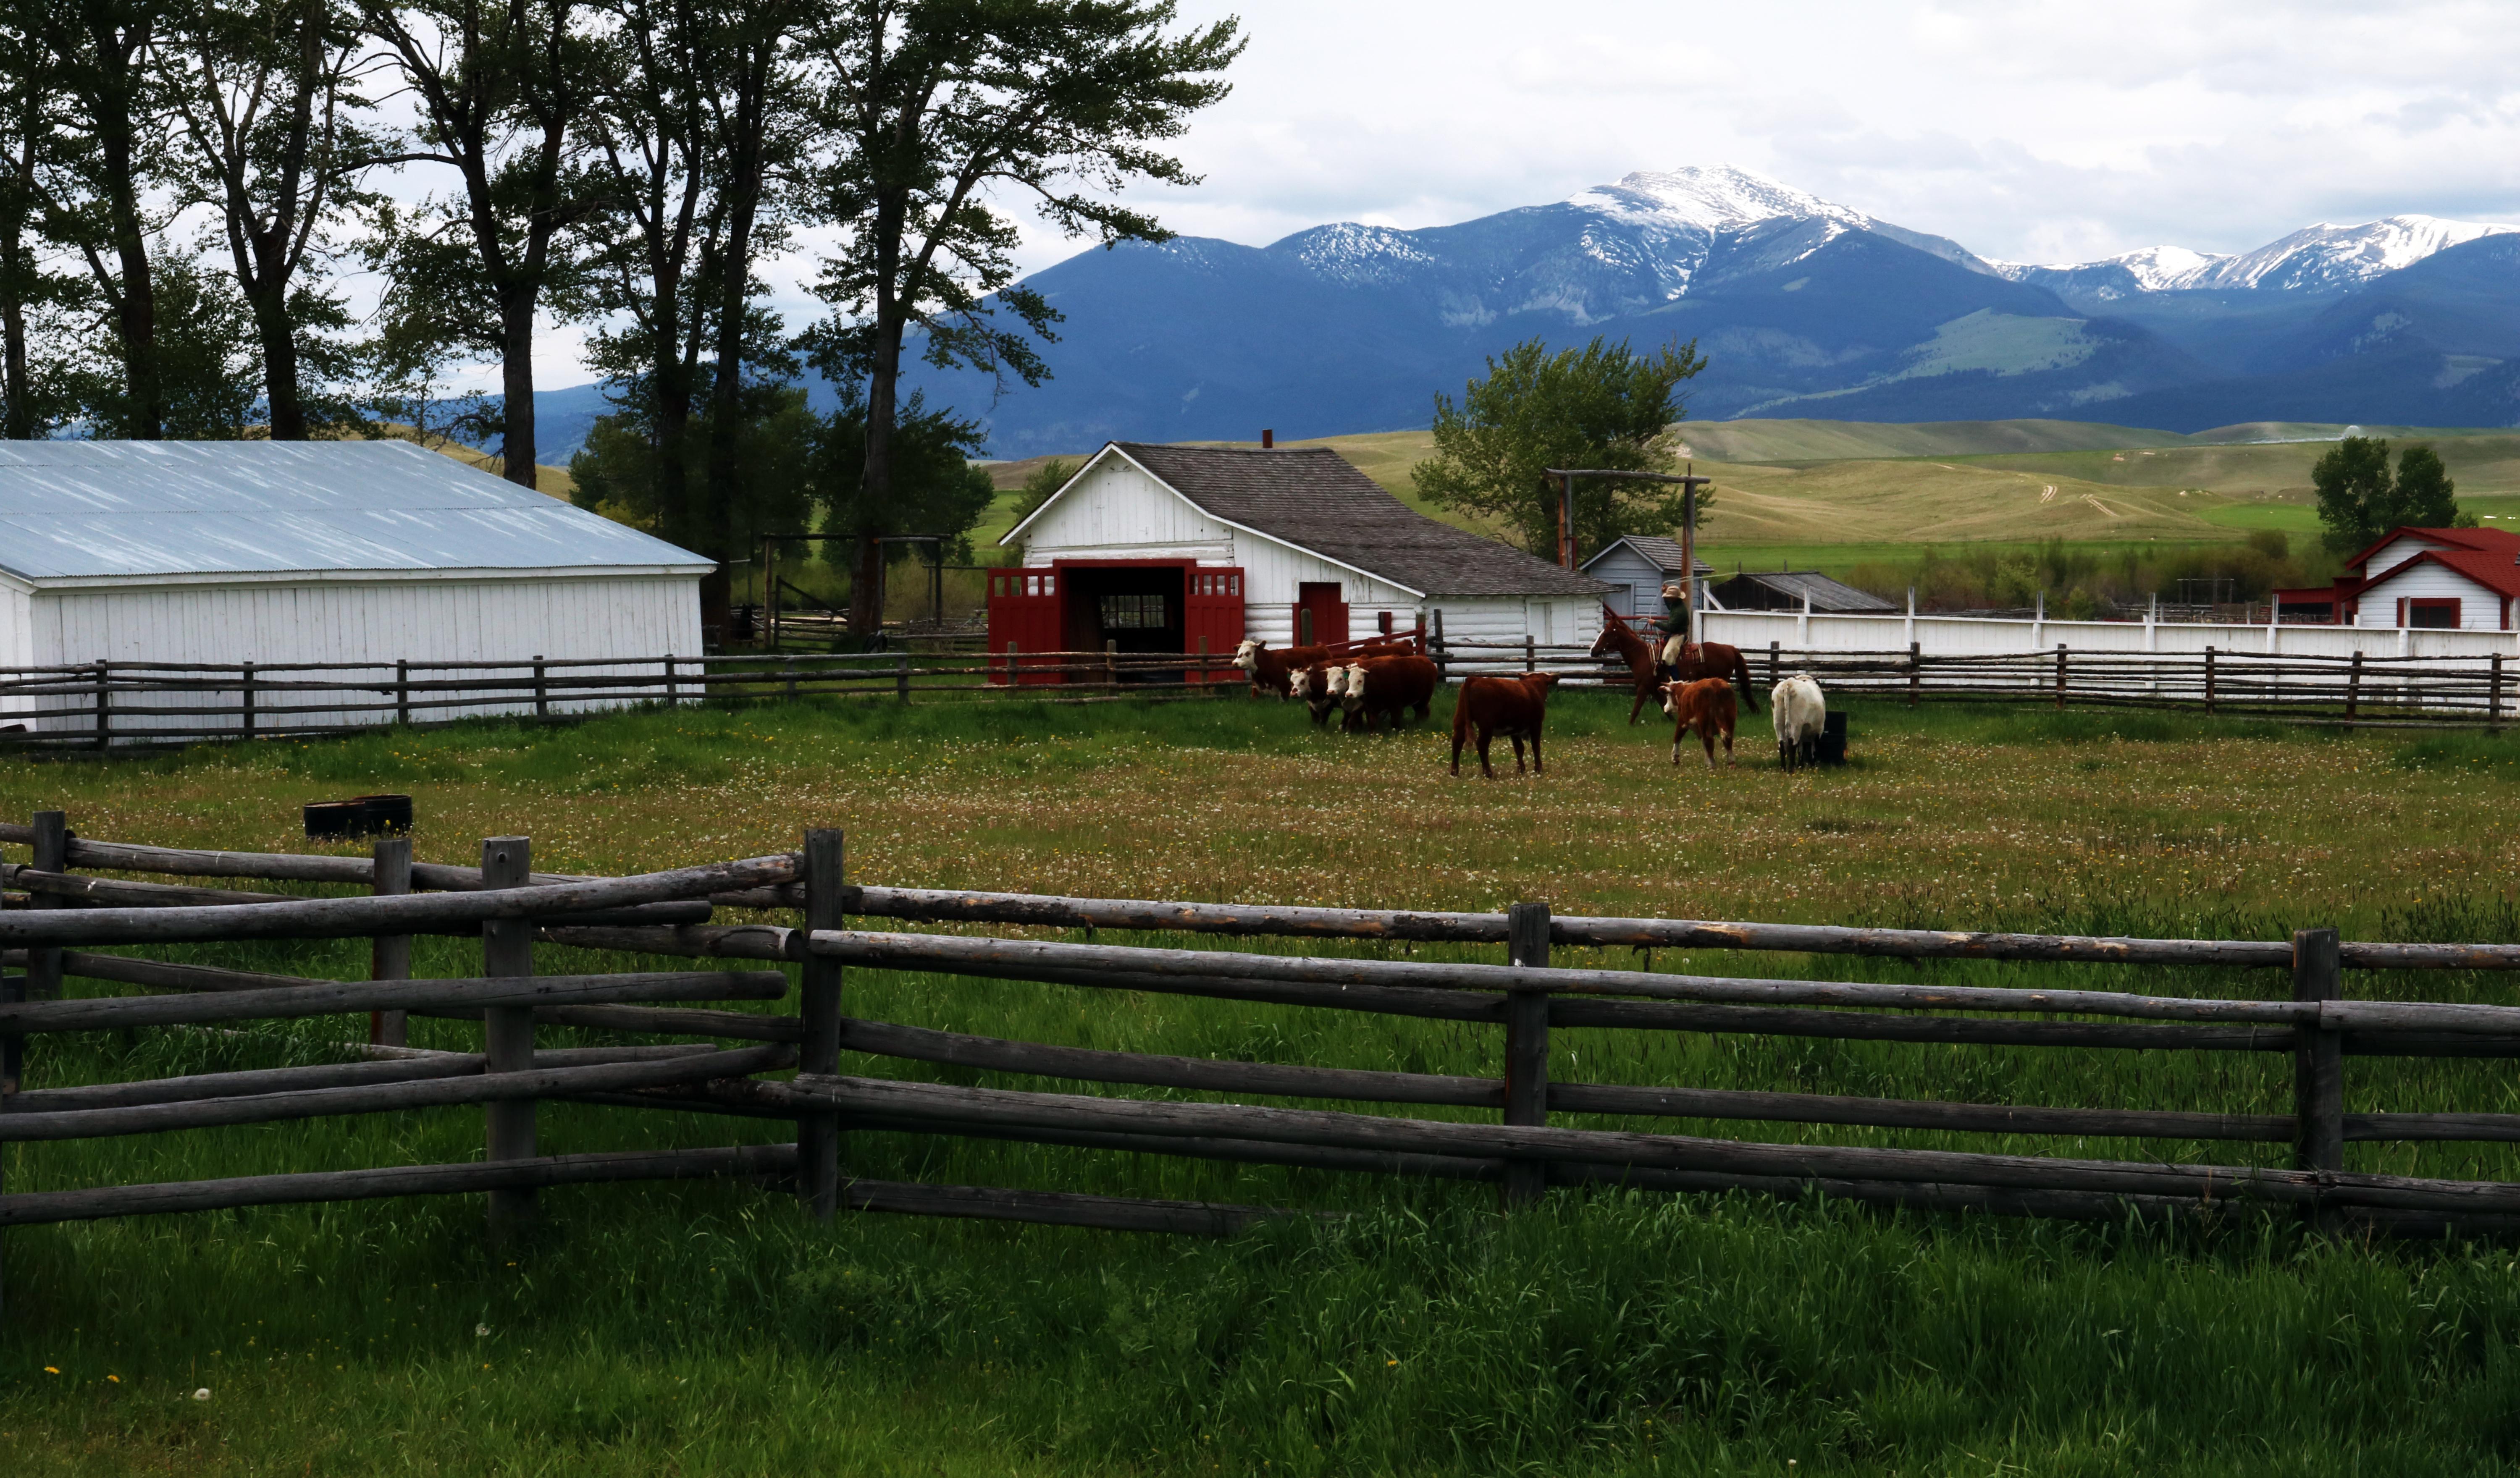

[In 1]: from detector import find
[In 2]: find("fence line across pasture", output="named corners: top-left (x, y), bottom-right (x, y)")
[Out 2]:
top-left (14, 814), bottom-right (2520, 1268)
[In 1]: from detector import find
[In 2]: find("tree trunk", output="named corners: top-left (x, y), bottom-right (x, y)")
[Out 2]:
top-left (850, 204), bottom-right (904, 640)
top-left (0, 211), bottom-right (28, 441)
top-left (498, 288), bottom-right (538, 486)
top-left (249, 279), bottom-right (306, 441)
top-left (651, 272), bottom-right (692, 550)
top-left (702, 37), bottom-right (772, 578)
top-left (98, 85), bottom-right (157, 438)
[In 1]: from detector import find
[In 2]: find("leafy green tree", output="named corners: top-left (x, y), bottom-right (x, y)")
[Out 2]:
top-left (168, 0), bottom-right (387, 438)
top-left (810, 390), bottom-right (996, 568)
top-left (1411, 335), bottom-right (1707, 560)
top-left (2314, 436), bottom-right (2470, 552)
top-left (797, 0), bottom-right (1243, 636)
top-left (569, 381), bottom-right (816, 544)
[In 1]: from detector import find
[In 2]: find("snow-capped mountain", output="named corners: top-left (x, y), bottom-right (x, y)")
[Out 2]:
top-left (1998, 215), bottom-right (2516, 299)
top-left (875, 168), bottom-right (2520, 453)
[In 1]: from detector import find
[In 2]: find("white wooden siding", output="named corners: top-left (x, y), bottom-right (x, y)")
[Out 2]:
top-left (10, 573), bottom-right (701, 734)
top-left (2353, 562), bottom-right (2510, 629)
top-left (1019, 459), bottom-right (1235, 564)
top-left (1583, 548), bottom-right (1674, 618)
top-left (2363, 537), bottom-right (2452, 580)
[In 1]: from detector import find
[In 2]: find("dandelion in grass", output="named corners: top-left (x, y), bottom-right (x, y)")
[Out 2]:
top-left (476, 1323), bottom-right (490, 1337)
top-left (193, 1388), bottom-right (211, 1402)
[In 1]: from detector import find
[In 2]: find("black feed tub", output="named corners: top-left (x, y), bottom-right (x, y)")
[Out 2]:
top-left (304, 794), bottom-right (414, 840)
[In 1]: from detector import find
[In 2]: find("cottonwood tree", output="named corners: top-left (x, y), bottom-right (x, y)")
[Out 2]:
top-left (364, 0), bottom-right (604, 484)
top-left (24, 0), bottom-right (176, 437)
top-left (1412, 335), bottom-right (1707, 561)
top-left (2313, 436), bottom-right (2468, 552)
top-left (572, 0), bottom-right (815, 591)
top-left (0, 10), bottom-right (76, 437)
top-left (170, 0), bottom-right (390, 438)
top-left (799, 0), bottom-right (1242, 638)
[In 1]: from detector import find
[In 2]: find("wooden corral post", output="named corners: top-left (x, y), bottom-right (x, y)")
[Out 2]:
top-left (1105, 639), bottom-right (1119, 689)
top-left (396, 660), bottom-right (410, 725)
top-left (1431, 611), bottom-right (1447, 681)
top-left (481, 836), bottom-right (537, 1238)
top-left (2292, 927), bottom-right (2345, 1226)
top-left (533, 656), bottom-right (549, 719)
top-left (92, 661), bottom-right (109, 751)
top-left (663, 654), bottom-right (679, 709)
top-left (26, 810), bottom-right (65, 1004)
top-left (241, 661), bottom-right (257, 737)
top-left (1907, 641), bottom-right (1921, 707)
top-left (1501, 901), bottom-right (1551, 1208)
top-left (2345, 651), bottom-right (2363, 729)
top-left (896, 649), bottom-right (911, 703)
top-left (2054, 644), bottom-right (2067, 711)
top-left (2204, 646), bottom-right (2216, 715)
top-left (370, 837), bottom-right (413, 1048)
top-left (1298, 607), bottom-right (1314, 646)
top-left (2491, 654), bottom-right (2504, 734)
top-left (785, 660), bottom-right (799, 702)
top-left (1006, 642), bottom-right (1020, 688)
top-left (1524, 633), bottom-right (1536, 672)
top-left (797, 829), bottom-right (846, 1219)
top-left (1768, 640), bottom-right (1779, 689)
top-left (1196, 636), bottom-right (1210, 692)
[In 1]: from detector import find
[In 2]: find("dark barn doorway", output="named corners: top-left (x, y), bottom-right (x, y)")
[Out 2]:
top-left (1062, 563), bottom-right (1187, 681)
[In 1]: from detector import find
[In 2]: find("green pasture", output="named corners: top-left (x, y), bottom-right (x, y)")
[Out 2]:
top-left (12, 694), bottom-right (2520, 1473)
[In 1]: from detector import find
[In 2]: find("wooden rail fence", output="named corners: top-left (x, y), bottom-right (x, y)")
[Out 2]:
top-left (15, 813), bottom-right (2520, 1261)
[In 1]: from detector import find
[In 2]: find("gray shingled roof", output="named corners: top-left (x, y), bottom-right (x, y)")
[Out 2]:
top-left (1110, 443), bottom-right (1608, 598)
top-left (1582, 534), bottom-right (1711, 578)
top-left (1711, 569), bottom-right (1897, 613)
top-left (0, 440), bottom-right (708, 582)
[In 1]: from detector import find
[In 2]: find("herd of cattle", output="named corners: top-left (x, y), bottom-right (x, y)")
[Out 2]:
top-left (1231, 637), bottom-right (1830, 780)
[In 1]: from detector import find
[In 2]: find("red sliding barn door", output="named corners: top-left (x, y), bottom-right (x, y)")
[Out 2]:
top-left (1184, 566), bottom-right (1246, 681)
top-left (1295, 582), bottom-right (1349, 649)
top-left (987, 568), bottom-right (1065, 684)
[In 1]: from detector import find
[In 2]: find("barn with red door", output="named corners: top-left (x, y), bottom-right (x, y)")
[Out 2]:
top-left (990, 443), bottom-right (1607, 682)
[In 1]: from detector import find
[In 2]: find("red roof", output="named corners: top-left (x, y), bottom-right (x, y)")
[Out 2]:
top-left (2358, 546), bottom-right (2520, 600)
top-left (2345, 525), bottom-right (2520, 574)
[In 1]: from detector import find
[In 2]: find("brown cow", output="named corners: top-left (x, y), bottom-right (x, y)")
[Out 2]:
top-left (1662, 676), bottom-right (1737, 770)
top-left (1236, 638), bottom-right (1414, 699)
top-left (1337, 654), bottom-right (1440, 732)
top-left (1450, 672), bottom-right (1561, 778)
top-left (1289, 662), bottom-right (1345, 725)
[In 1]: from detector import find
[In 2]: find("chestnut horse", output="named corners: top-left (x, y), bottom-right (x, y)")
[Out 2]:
top-left (1589, 612), bottom-right (1760, 723)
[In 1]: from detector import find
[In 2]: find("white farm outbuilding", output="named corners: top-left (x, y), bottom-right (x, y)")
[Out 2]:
top-left (992, 443), bottom-right (1607, 678)
top-left (0, 440), bottom-right (709, 734)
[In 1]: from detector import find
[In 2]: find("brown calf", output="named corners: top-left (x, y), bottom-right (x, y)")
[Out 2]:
top-left (1338, 655), bottom-right (1440, 732)
top-left (1662, 677), bottom-right (1737, 770)
top-left (1450, 672), bottom-right (1562, 778)
top-left (1289, 662), bottom-right (1344, 725)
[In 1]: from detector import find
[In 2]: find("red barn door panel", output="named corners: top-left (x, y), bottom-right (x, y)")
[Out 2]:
top-left (987, 569), bottom-right (1065, 684)
top-left (1184, 567), bottom-right (1246, 681)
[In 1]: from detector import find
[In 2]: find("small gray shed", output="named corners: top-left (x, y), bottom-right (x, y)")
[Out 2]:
top-left (1707, 569), bottom-right (1896, 613)
top-left (1580, 535), bottom-right (1713, 621)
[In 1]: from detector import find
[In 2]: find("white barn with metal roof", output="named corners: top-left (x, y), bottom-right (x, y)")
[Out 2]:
top-left (992, 443), bottom-right (1608, 676)
top-left (0, 440), bottom-right (707, 724)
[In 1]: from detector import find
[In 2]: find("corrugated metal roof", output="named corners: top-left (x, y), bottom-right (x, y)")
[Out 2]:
top-left (1710, 569), bottom-right (1897, 613)
top-left (0, 440), bottom-right (710, 582)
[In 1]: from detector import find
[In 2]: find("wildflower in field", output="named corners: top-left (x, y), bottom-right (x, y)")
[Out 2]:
top-left (194, 1389), bottom-right (211, 1401)
top-left (42, 1366), bottom-right (57, 1374)
top-left (476, 1323), bottom-right (490, 1337)
top-left (105, 1375), bottom-right (118, 1383)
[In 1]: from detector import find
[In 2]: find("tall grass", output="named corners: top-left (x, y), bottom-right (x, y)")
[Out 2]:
top-left (6, 694), bottom-right (2520, 1472)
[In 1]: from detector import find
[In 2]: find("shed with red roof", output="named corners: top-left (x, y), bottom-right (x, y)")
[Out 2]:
top-left (2273, 527), bottom-right (2520, 629)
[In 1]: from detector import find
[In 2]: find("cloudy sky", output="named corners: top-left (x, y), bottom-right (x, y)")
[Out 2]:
top-left (1004, 0), bottom-right (2520, 271)
top-left (524, 0), bottom-right (2520, 386)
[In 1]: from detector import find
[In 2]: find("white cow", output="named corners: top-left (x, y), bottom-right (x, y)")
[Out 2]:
top-left (1771, 673), bottom-right (1826, 772)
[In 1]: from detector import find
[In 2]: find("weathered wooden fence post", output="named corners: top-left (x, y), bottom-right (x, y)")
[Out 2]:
top-left (1907, 641), bottom-right (1921, 707)
top-left (1524, 633), bottom-right (1537, 672)
top-left (396, 660), bottom-right (410, 726)
top-left (241, 661), bottom-right (257, 737)
top-left (1196, 635), bottom-right (1210, 692)
top-left (2204, 646), bottom-right (2216, 715)
top-left (2491, 653), bottom-right (2504, 734)
top-left (1431, 610), bottom-right (1448, 683)
top-left (896, 649), bottom-right (911, 703)
top-left (533, 656), bottom-right (549, 719)
top-left (663, 654), bottom-right (679, 709)
top-left (1298, 607), bottom-right (1314, 646)
top-left (1006, 642), bottom-right (1020, 688)
top-left (93, 662), bottom-right (109, 750)
top-left (2293, 926), bottom-right (2344, 1228)
top-left (2345, 650), bottom-right (2363, 728)
top-left (2054, 643), bottom-right (2068, 710)
top-left (481, 836), bottom-right (536, 1237)
top-left (27, 810), bottom-right (65, 1004)
top-left (370, 837), bottom-right (412, 1048)
top-left (1105, 639), bottom-right (1119, 689)
top-left (798, 829), bottom-right (846, 1218)
top-left (1768, 640), bottom-right (1780, 688)
top-left (1502, 901), bottom-right (1551, 1208)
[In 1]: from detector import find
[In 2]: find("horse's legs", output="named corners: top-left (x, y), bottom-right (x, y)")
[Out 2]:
top-left (1630, 679), bottom-right (1649, 725)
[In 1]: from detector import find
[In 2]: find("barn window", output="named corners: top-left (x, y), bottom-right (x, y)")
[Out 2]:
top-left (1100, 593), bottom-right (1168, 629)
top-left (2410, 597), bottom-right (2460, 629)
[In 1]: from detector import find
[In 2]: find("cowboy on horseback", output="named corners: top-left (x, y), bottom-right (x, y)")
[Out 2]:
top-left (1652, 582), bottom-right (1692, 684)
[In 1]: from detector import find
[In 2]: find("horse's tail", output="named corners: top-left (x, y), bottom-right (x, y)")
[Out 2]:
top-left (1731, 652), bottom-right (1759, 712)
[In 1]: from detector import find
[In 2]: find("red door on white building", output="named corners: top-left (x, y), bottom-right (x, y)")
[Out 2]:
top-left (1295, 581), bottom-right (1348, 648)
top-left (987, 569), bottom-right (1063, 684)
top-left (1184, 566), bottom-right (1246, 681)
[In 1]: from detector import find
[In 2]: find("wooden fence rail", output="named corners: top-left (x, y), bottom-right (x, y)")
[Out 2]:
top-left (15, 815), bottom-right (2520, 1264)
